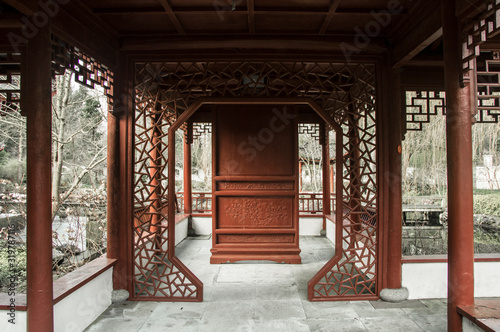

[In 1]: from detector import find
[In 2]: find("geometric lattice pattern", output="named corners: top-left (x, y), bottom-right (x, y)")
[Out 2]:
top-left (405, 91), bottom-right (446, 131)
top-left (134, 61), bottom-right (377, 301)
top-left (51, 37), bottom-right (114, 111)
top-left (476, 53), bottom-right (500, 123)
top-left (309, 71), bottom-right (378, 300)
top-left (192, 122), bottom-right (212, 141)
top-left (135, 62), bottom-right (375, 124)
top-left (463, 0), bottom-right (500, 75)
top-left (298, 123), bottom-right (321, 142)
top-left (133, 82), bottom-right (201, 300)
top-left (0, 53), bottom-right (21, 115)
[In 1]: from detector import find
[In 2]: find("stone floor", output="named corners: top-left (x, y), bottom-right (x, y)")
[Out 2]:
top-left (85, 236), bottom-right (448, 332)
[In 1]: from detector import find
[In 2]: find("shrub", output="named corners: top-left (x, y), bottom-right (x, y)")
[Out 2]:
top-left (0, 247), bottom-right (27, 292)
top-left (474, 194), bottom-right (500, 217)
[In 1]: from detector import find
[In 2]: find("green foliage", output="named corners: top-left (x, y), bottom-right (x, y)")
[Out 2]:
top-left (474, 194), bottom-right (500, 216)
top-left (0, 247), bottom-right (27, 291)
top-left (82, 98), bottom-right (102, 121)
top-left (0, 150), bottom-right (8, 165)
top-left (0, 159), bottom-right (24, 183)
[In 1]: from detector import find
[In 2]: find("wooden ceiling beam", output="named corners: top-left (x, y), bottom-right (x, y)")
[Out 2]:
top-left (91, 7), bottom-right (404, 16)
top-left (1, 0), bottom-right (37, 16)
top-left (0, 13), bottom-right (23, 28)
top-left (50, 5), bottom-right (118, 68)
top-left (158, 0), bottom-right (186, 35)
top-left (121, 36), bottom-right (387, 54)
top-left (319, 0), bottom-right (343, 35)
top-left (247, 0), bottom-right (255, 34)
top-left (390, 1), bottom-right (443, 68)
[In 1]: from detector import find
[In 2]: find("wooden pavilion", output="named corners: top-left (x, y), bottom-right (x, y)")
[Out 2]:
top-left (0, 0), bottom-right (498, 331)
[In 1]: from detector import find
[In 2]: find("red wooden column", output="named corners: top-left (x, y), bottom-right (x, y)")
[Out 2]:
top-left (386, 69), bottom-right (404, 290)
top-left (330, 164), bottom-right (334, 198)
top-left (298, 161), bottom-right (303, 192)
top-left (442, 0), bottom-right (475, 331)
top-left (184, 122), bottom-right (193, 215)
top-left (107, 53), bottom-right (130, 290)
top-left (322, 124), bottom-right (331, 228)
top-left (24, 23), bottom-right (54, 332)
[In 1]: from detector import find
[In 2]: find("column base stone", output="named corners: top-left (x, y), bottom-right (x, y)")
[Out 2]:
top-left (380, 287), bottom-right (409, 303)
top-left (112, 289), bottom-right (130, 303)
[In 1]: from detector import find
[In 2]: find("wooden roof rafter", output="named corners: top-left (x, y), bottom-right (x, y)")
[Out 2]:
top-left (158, 0), bottom-right (186, 35)
top-left (319, 0), bottom-right (342, 34)
top-left (247, 0), bottom-right (255, 34)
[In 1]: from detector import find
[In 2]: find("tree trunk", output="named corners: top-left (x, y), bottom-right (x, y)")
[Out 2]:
top-left (52, 72), bottom-right (72, 206)
top-left (17, 127), bottom-right (23, 183)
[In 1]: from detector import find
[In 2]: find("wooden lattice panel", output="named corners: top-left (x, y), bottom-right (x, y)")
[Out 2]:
top-left (463, 0), bottom-right (500, 75)
top-left (298, 123), bottom-right (321, 142)
top-left (135, 62), bottom-right (375, 124)
top-left (476, 55), bottom-right (500, 123)
top-left (192, 122), bottom-right (212, 141)
top-left (51, 37), bottom-right (114, 110)
top-left (134, 61), bottom-right (377, 301)
top-left (405, 91), bottom-right (446, 131)
top-left (309, 78), bottom-right (378, 301)
top-left (133, 86), bottom-right (201, 300)
top-left (0, 53), bottom-right (21, 115)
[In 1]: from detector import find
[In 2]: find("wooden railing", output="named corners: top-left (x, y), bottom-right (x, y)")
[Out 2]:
top-left (298, 193), bottom-right (323, 214)
top-left (176, 192), bottom-right (334, 216)
top-left (177, 192), bottom-right (212, 214)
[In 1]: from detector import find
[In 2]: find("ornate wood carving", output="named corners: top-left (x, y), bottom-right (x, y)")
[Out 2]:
top-left (218, 197), bottom-right (293, 228)
top-left (218, 235), bottom-right (295, 243)
top-left (217, 181), bottom-right (294, 191)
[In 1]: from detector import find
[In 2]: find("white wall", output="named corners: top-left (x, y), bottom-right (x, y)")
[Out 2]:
top-left (462, 317), bottom-right (484, 332)
top-left (402, 261), bottom-right (500, 299)
top-left (54, 268), bottom-right (113, 332)
top-left (0, 309), bottom-right (26, 332)
top-left (299, 217), bottom-right (323, 236)
top-left (191, 216), bottom-right (324, 236)
top-left (192, 216), bottom-right (212, 235)
top-left (326, 218), bottom-right (336, 245)
top-left (0, 269), bottom-right (113, 332)
top-left (175, 217), bottom-right (189, 245)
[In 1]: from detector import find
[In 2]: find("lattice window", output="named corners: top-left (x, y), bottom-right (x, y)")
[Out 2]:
top-left (51, 37), bottom-right (114, 110)
top-left (463, 0), bottom-right (500, 75)
top-left (298, 123), bottom-right (321, 141)
top-left (134, 61), bottom-right (377, 301)
top-left (476, 54), bottom-right (500, 123)
top-left (192, 122), bottom-right (212, 141)
top-left (405, 91), bottom-right (446, 131)
top-left (0, 53), bottom-right (21, 115)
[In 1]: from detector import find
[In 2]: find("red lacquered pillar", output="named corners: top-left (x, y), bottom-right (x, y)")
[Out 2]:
top-left (184, 123), bottom-right (192, 215)
top-left (25, 22), bottom-right (54, 332)
top-left (442, 0), bottom-right (475, 330)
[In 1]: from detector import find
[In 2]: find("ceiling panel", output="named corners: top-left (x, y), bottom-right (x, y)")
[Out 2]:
top-left (177, 13), bottom-right (248, 33)
top-left (255, 14), bottom-right (323, 33)
top-left (100, 13), bottom-right (176, 33)
top-left (254, 0), bottom-right (330, 10)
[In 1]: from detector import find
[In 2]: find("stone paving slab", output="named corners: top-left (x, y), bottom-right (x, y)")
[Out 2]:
top-left (84, 236), bottom-right (450, 332)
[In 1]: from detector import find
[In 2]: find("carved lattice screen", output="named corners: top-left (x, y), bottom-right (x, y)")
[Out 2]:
top-left (133, 61), bottom-right (377, 301)
top-left (308, 77), bottom-right (378, 301)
